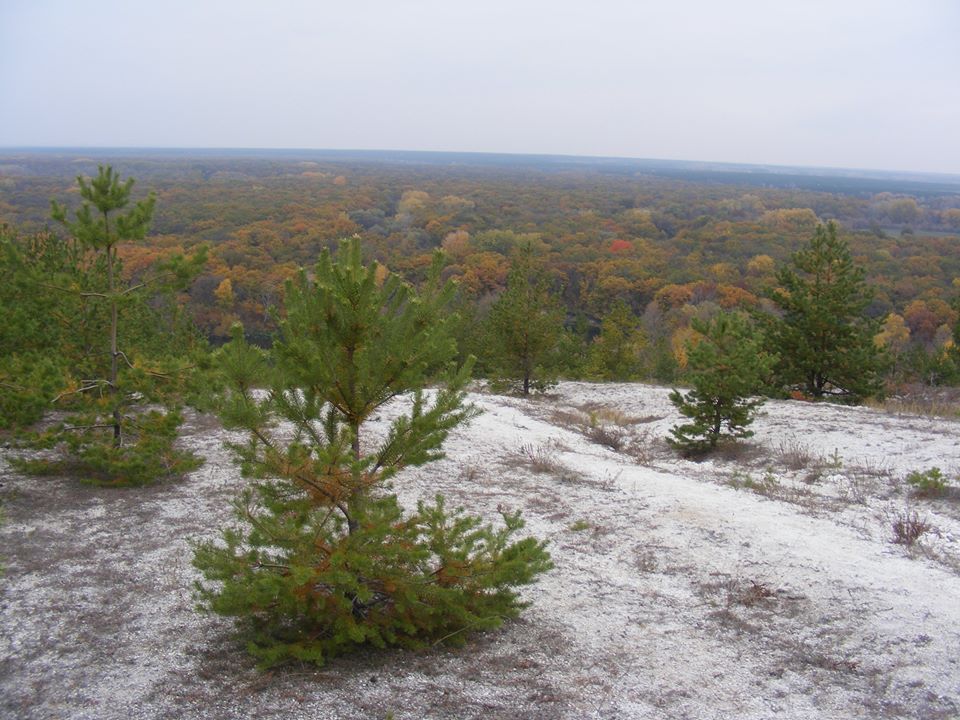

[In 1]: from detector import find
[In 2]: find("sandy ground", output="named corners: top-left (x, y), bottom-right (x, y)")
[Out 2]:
top-left (2, 382), bottom-right (959, 719)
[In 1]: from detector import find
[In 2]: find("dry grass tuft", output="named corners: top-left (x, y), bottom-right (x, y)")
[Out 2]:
top-left (549, 403), bottom-right (660, 464)
top-left (514, 442), bottom-right (565, 474)
top-left (510, 441), bottom-right (581, 485)
top-left (586, 423), bottom-right (627, 451)
top-left (776, 437), bottom-right (816, 470)
top-left (867, 385), bottom-right (960, 420)
top-left (576, 403), bottom-right (653, 427)
top-left (547, 408), bottom-right (586, 431)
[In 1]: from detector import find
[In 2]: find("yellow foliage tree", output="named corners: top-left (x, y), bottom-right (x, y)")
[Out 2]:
top-left (875, 313), bottom-right (910, 354)
top-left (671, 325), bottom-right (701, 369)
top-left (214, 277), bottom-right (234, 308)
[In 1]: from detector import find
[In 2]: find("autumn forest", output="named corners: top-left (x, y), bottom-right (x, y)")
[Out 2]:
top-left (2, 149), bottom-right (960, 386)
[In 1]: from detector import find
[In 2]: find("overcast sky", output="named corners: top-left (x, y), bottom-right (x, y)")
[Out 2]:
top-left (2, 0), bottom-right (958, 174)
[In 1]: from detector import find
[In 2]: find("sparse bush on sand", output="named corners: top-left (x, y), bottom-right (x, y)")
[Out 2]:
top-left (905, 467), bottom-right (951, 497)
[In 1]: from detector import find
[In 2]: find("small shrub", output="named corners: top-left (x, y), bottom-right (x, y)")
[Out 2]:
top-left (905, 467), bottom-right (950, 497)
top-left (569, 519), bottom-right (592, 532)
top-left (891, 510), bottom-right (931, 546)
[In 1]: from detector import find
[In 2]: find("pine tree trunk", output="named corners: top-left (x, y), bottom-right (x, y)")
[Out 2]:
top-left (347, 419), bottom-right (360, 534)
top-left (710, 403), bottom-right (722, 446)
top-left (106, 237), bottom-right (121, 448)
top-left (522, 340), bottom-right (531, 395)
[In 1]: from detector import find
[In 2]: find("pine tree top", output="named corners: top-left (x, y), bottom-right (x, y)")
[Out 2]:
top-left (51, 165), bottom-right (156, 250)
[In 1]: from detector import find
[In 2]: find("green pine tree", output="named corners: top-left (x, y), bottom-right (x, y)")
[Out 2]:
top-left (51, 167), bottom-right (157, 450)
top-left (192, 238), bottom-right (551, 668)
top-left (485, 245), bottom-right (565, 395)
top-left (446, 286), bottom-right (488, 375)
top-left (764, 222), bottom-right (884, 402)
top-left (668, 312), bottom-right (776, 455)
top-left (586, 300), bottom-right (646, 380)
top-left (561, 311), bottom-right (593, 378)
top-left (11, 166), bottom-right (206, 485)
top-left (0, 229), bottom-right (82, 428)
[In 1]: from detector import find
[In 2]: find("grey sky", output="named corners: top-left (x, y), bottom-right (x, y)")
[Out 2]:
top-left (2, 0), bottom-right (958, 173)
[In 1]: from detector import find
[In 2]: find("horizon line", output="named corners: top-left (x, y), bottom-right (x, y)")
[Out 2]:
top-left (1, 145), bottom-right (959, 181)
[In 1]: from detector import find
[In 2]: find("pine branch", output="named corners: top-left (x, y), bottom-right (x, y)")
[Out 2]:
top-left (431, 615), bottom-right (508, 646)
top-left (61, 423), bottom-right (119, 431)
top-left (121, 268), bottom-right (181, 296)
top-left (52, 382), bottom-right (110, 403)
